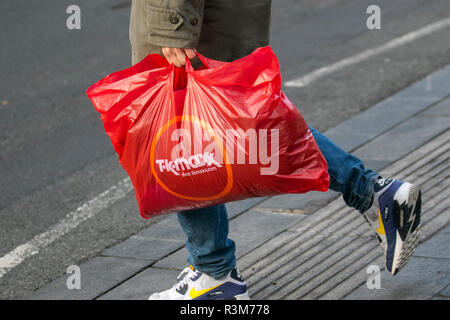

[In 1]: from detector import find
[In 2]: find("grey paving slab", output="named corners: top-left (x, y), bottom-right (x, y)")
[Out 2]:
top-left (136, 214), bottom-right (185, 241)
top-left (393, 66), bottom-right (450, 101)
top-left (345, 256), bottom-right (450, 300)
top-left (353, 116), bottom-right (450, 162)
top-left (110, 198), bottom-right (270, 266)
top-left (133, 198), bottom-right (267, 242)
top-left (414, 223), bottom-right (450, 259)
top-left (98, 268), bottom-right (180, 300)
top-left (102, 236), bottom-right (183, 261)
top-left (154, 247), bottom-right (189, 270)
top-left (230, 209), bottom-right (303, 257)
top-left (226, 197), bottom-right (269, 219)
top-left (154, 209), bottom-right (304, 270)
top-left (256, 190), bottom-right (339, 210)
top-left (27, 256), bottom-right (150, 300)
top-left (360, 160), bottom-right (393, 173)
top-left (324, 98), bottom-right (429, 153)
top-left (421, 97), bottom-right (450, 117)
top-left (440, 284), bottom-right (450, 298)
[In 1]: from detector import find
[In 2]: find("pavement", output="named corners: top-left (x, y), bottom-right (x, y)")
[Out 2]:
top-left (26, 63), bottom-right (450, 300)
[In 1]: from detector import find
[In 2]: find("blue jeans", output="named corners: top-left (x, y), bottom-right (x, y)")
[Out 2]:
top-left (177, 127), bottom-right (378, 279)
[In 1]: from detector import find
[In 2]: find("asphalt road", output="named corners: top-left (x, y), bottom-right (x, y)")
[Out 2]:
top-left (0, 0), bottom-right (449, 299)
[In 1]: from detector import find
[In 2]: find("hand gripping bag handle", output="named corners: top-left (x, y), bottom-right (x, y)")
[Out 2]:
top-left (185, 50), bottom-right (227, 72)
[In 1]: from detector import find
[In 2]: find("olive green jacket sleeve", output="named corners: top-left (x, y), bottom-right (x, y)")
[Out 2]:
top-left (131, 0), bottom-right (204, 49)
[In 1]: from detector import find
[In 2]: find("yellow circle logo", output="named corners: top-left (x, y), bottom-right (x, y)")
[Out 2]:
top-left (150, 115), bottom-right (233, 201)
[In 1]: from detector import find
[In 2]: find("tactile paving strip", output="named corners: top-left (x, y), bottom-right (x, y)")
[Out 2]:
top-left (239, 130), bottom-right (450, 300)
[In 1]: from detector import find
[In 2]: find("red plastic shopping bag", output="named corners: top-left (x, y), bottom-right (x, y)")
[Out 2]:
top-left (87, 47), bottom-right (329, 219)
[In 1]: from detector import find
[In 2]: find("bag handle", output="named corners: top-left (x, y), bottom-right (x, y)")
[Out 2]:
top-left (185, 50), bottom-right (228, 72)
top-left (185, 50), bottom-right (209, 72)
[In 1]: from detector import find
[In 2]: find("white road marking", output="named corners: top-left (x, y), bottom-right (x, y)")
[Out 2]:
top-left (284, 17), bottom-right (450, 88)
top-left (0, 178), bottom-right (132, 279)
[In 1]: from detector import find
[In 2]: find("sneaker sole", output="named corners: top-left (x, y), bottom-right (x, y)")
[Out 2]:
top-left (391, 182), bottom-right (422, 275)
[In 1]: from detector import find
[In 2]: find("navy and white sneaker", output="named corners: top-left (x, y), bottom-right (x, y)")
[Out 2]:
top-left (363, 178), bottom-right (421, 275)
top-left (148, 265), bottom-right (250, 300)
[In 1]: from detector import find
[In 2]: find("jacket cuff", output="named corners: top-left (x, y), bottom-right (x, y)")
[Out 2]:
top-left (144, 2), bottom-right (204, 48)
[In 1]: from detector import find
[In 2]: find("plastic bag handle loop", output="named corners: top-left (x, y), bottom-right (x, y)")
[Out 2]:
top-left (185, 50), bottom-right (209, 72)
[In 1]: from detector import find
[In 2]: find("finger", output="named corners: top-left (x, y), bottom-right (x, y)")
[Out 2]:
top-left (173, 49), bottom-right (186, 67)
top-left (171, 56), bottom-right (182, 67)
top-left (166, 48), bottom-right (182, 67)
top-left (166, 55), bottom-right (176, 66)
top-left (184, 48), bottom-right (196, 60)
top-left (161, 48), bottom-right (174, 65)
